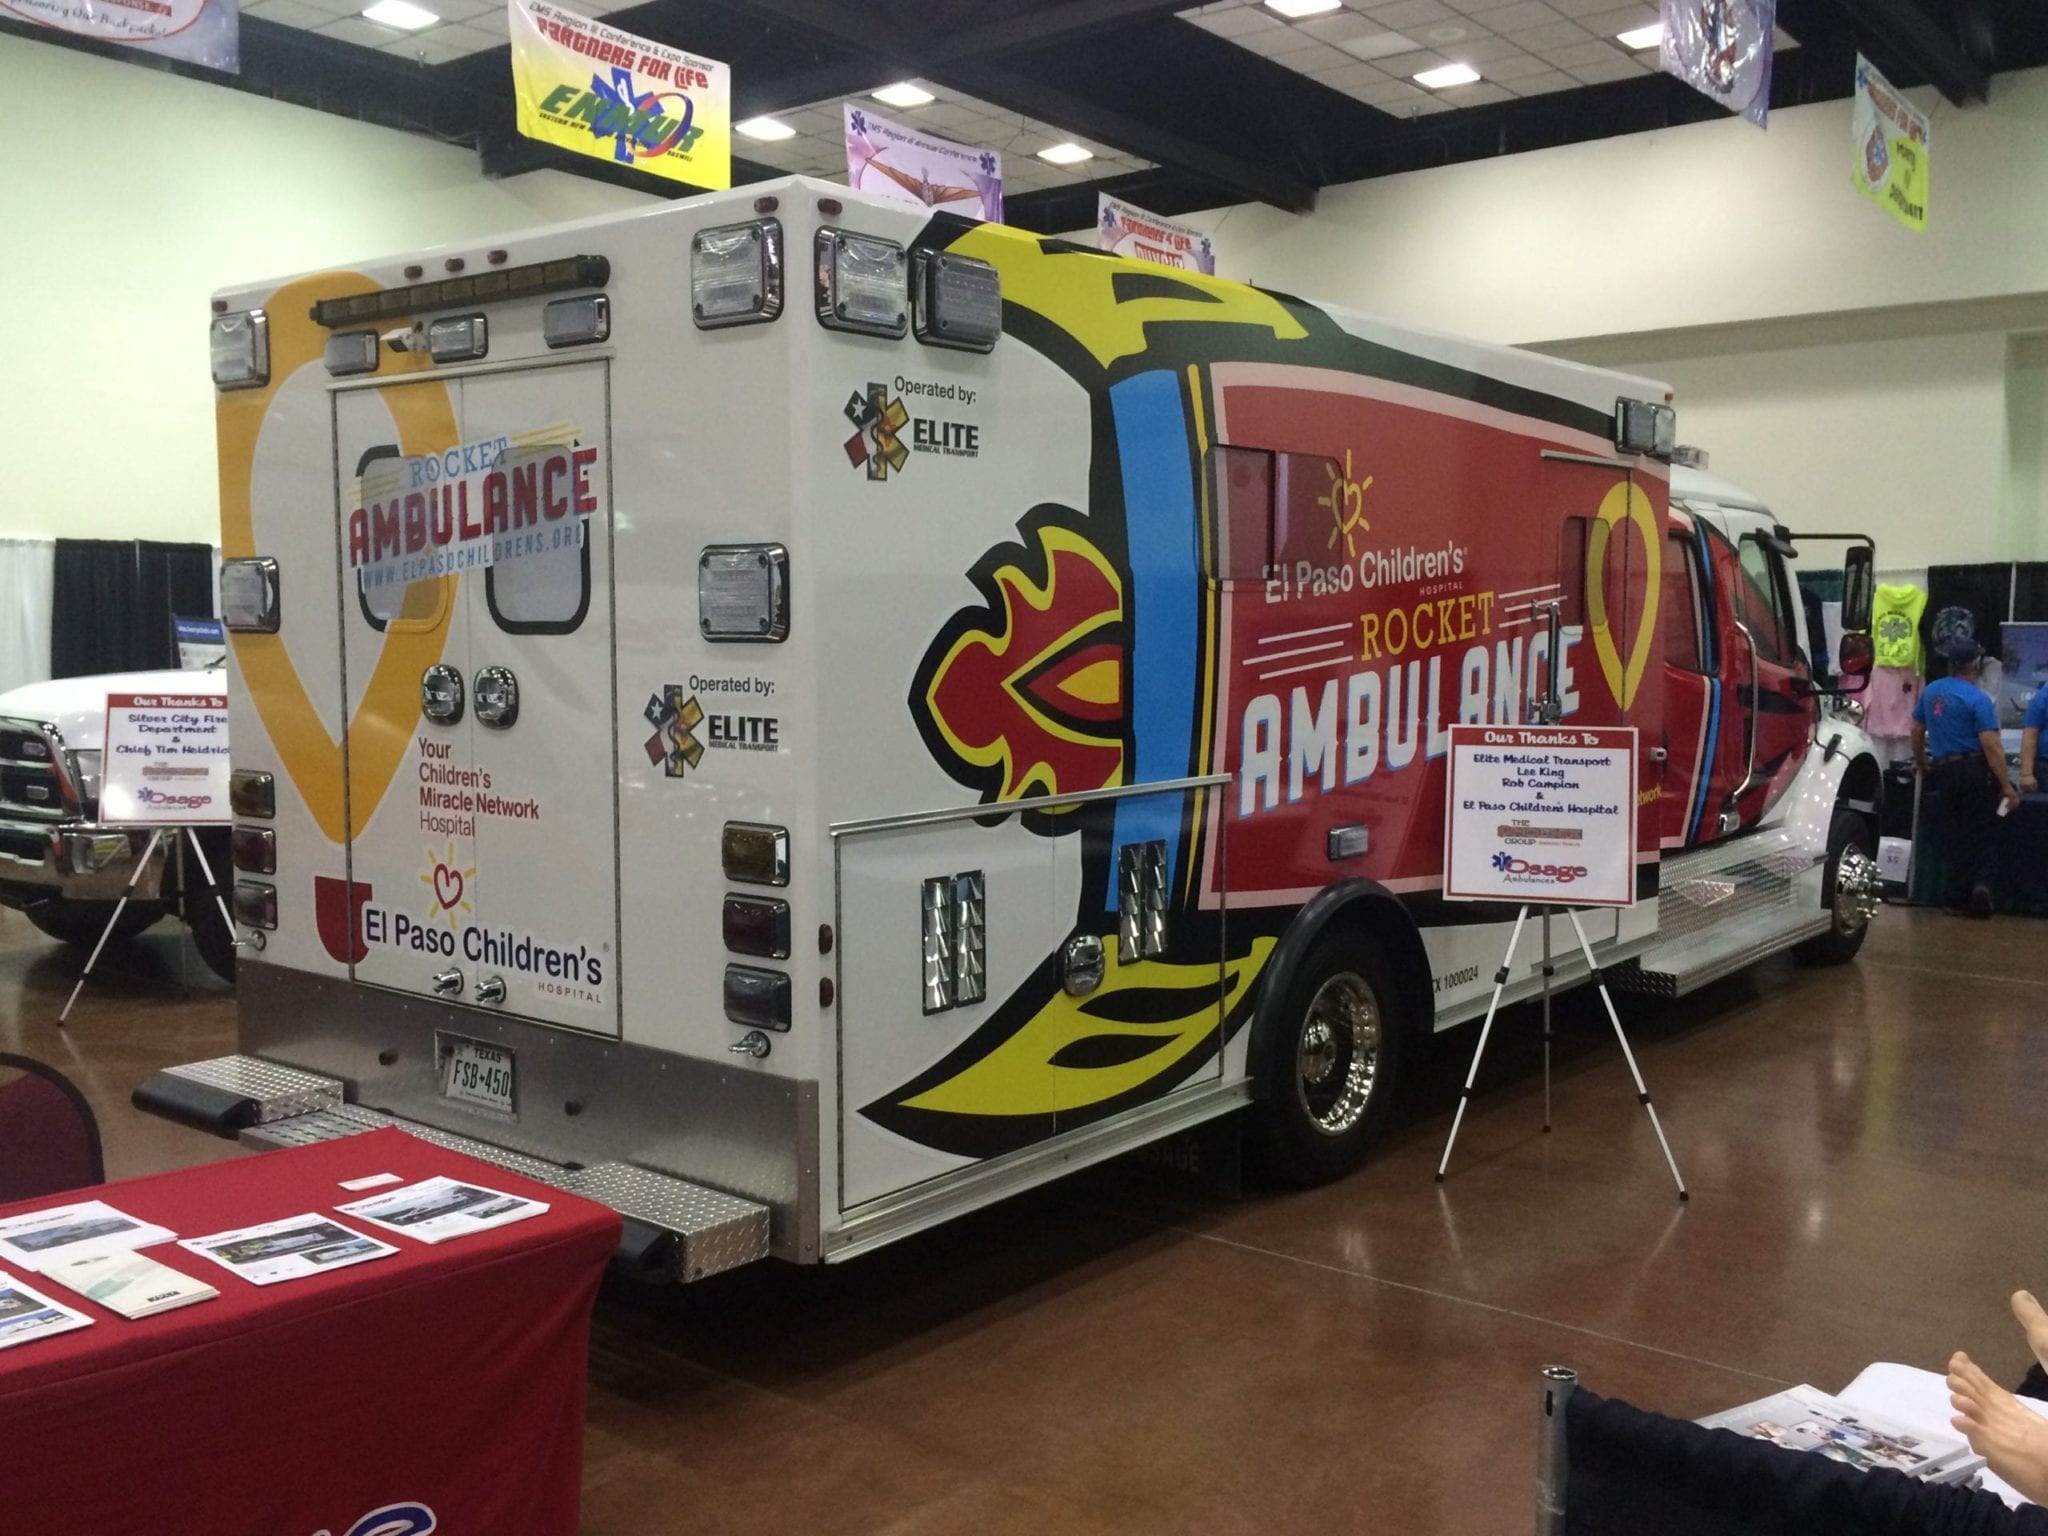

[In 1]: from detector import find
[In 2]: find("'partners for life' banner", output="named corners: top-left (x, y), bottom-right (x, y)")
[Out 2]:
top-left (510, 0), bottom-right (730, 189)
top-left (1659, 0), bottom-right (1773, 128)
top-left (1098, 195), bottom-right (1215, 275)
top-left (1, 0), bottom-right (237, 71)
top-left (845, 105), bottom-right (1003, 223)
top-left (1851, 55), bottom-right (1930, 233)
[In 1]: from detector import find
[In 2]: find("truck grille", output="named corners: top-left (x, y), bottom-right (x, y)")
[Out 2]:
top-left (0, 718), bottom-right (68, 823)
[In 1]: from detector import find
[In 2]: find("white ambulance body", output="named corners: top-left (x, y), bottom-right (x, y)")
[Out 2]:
top-left (138, 179), bottom-right (1882, 1280)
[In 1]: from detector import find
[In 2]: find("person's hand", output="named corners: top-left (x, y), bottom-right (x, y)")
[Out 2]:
top-left (1949, 1350), bottom-right (2048, 1504)
top-left (2016, 1290), bottom-right (2048, 1375)
top-left (2004, 785), bottom-right (2023, 813)
top-left (2023, 774), bottom-right (2039, 794)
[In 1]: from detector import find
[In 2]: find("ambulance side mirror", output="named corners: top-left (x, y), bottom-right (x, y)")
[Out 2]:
top-left (1836, 632), bottom-right (1874, 695)
top-left (1841, 546), bottom-right (1875, 635)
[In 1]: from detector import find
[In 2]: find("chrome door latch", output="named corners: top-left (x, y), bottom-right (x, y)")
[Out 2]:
top-left (431, 968), bottom-right (465, 997)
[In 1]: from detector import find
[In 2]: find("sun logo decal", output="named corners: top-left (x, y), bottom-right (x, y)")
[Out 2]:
top-left (420, 842), bottom-right (475, 927)
top-left (910, 506), bottom-right (1126, 829)
top-left (1318, 449), bottom-right (1371, 560)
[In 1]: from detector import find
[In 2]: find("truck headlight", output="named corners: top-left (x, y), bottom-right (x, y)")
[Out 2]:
top-left (65, 749), bottom-right (102, 806)
top-left (210, 308), bottom-right (270, 390)
top-left (692, 219), bottom-right (783, 329)
top-left (816, 229), bottom-right (908, 338)
top-left (221, 557), bottom-right (281, 633)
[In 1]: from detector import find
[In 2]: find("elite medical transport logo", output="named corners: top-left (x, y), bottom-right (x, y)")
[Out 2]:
top-left (843, 383), bottom-right (910, 481)
top-left (645, 681), bottom-right (780, 777)
top-left (644, 686), bottom-right (705, 778)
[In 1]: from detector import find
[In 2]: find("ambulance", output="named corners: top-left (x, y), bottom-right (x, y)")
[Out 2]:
top-left (136, 178), bottom-right (1885, 1281)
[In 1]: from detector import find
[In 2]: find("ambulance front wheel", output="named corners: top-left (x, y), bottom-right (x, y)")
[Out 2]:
top-left (1250, 929), bottom-right (1405, 1186)
top-left (1794, 808), bottom-right (1880, 967)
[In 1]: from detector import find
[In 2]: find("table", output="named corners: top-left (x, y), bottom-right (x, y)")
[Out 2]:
top-left (1909, 786), bottom-right (2048, 916)
top-left (1841, 1361), bottom-right (2048, 1510)
top-left (0, 1126), bottom-right (620, 1536)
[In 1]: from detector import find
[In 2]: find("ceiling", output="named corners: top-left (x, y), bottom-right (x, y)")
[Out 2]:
top-left (8, 0), bottom-right (2048, 229)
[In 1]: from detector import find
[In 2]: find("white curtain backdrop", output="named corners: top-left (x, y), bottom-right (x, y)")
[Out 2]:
top-left (0, 537), bottom-right (54, 697)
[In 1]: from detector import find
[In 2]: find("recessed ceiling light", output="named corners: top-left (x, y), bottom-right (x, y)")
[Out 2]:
top-left (873, 82), bottom-right (934, 108)
top-left (362, 0), bottom-right (436, 28)
top-left (1616, 22), bottom-right (1663, 50)
top-left (1037, 142), bottom-right (1094, 165)
top-left (1265, 0), bottom-right (1341, 16)
top-left (1413, 62), bottom-right (1481, 89)
top-left (736, 116), bottom-right (797, 142)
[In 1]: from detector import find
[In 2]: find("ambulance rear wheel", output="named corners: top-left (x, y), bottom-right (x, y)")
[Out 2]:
top-left (1794, 809), bottom-right (1879, 967)
top-left (22, 897), bottom-right (164, 949)
top-left (1251, 929), bottom-right (1404, 1186)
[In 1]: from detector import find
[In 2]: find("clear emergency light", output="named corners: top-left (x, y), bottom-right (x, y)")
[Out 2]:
top-left (220, 558), bottom-right (281, 633)
top-left (542, 294), bottom-right (609, 348)
top-left (324, 331), bottom-right (379, 377)
top-left (1614, 397), bottom-right (1677, 459)
top-left (912, 250), bottom-right (1001, 353)
top-left (692, 220), bottom-right (784, 328)
top-left (427, 314), bottom-right (488, 363)
top-left (231, 881), bottom-right (278, 930)
top-left (231, 826), bottom-right (276, 875)
top-left (815, 229), bottom-right (909, 338)
top-left (698, 544), bottom-right (789, 642)
top-left (209, 309), bottom-right (270, 390)
top-left (724, 965), bottom-right (792, 1032)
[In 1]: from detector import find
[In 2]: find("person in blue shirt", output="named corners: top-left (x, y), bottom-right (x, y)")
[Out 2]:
top-left (2021, 682), bottom-right (2046, 794)
top-left (1913, 639), bottom-right (2020, 916)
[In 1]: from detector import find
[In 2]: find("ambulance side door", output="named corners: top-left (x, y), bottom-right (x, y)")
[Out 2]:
top-left (1703, 523), bottom-right (1811, 836)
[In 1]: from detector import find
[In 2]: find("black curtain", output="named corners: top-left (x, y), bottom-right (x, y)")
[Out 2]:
top-left (2015, 563), bottom-right (2048, 623)
top-left (1925, 563), bottom-right (2014, 662)
top-left (50, 539), bottom-right (215, 679)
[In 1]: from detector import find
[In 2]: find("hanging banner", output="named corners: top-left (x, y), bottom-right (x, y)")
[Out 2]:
top-left (1659, 0), bottom-right (1774, 128)
top-left (509, 0), bottom-right (730, 190)
top-left (1851, 55), bottom-right (1931, 233)
top-left (844, 105), bottom-right (1002, 223)
top-left (1097, 195), bottom-right (1215, 275)
top-left (0, 0), bottom-right (238, 72)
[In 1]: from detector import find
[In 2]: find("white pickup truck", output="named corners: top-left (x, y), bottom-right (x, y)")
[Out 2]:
top-left (0, 669), bottom-right (236, 980)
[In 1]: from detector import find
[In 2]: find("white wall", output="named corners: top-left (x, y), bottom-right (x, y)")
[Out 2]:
top-left (0, 31), bottom-right (655, 545)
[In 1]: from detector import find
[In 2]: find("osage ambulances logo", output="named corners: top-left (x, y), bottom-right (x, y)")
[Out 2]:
top-left (1490, 851), bottom-right (1589, 885)
top-left (311, 1503), bottom-right (436, 1536)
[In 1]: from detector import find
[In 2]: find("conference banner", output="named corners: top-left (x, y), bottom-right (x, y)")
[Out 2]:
top-left (510, 0), bottom-right (730, 190)
top-left (1851, 55), bottom-right (1930, 233)
top-left (1659, 0), bottom-right (1774, 128)
top-left (0, 0), bottom-right (238, 71)
top-left (1098, 195), bottom-right (1215, 275)
top-left (845, 105), bottom-right (1003, 223)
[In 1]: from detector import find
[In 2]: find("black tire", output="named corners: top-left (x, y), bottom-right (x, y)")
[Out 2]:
top-left (1794, 808), bottom-right (1879, 966)
top-left (21, 897), bottom-right (165, 948)
top-left (1249, 926), bottom-right (1407, 1187)
top-left (182, 829), bottom-right (238, 984)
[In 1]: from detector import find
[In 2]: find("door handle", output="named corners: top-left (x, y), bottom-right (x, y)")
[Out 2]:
top-left (431, 968), bottom-right (465, 997)
top-left (474, 975), bottom-right (507, 1006)
top-left (1649, 747), bottom-right (1669, 763)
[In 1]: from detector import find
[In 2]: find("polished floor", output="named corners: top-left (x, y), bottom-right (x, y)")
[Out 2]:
top-left (5, 905), bottom-right (2045, 1532)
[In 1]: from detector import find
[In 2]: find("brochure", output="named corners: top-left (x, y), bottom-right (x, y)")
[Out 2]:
top-left (0, 1200), bottom-right (178, 1274)
top-left (1699, 1384), bottom-right (1985, 1483)
top-left (179, 1214), bottom-right (398, 1286)
top-left (337, 1175), bottom-right (549, 1245)
top-left (43, 1248), bottom-right (219, 1319)
top-left (0, 1272), bottom-right (94, 1350)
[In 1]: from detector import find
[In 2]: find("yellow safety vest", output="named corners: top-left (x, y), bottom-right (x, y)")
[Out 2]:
top-left (1870, 584), bottom-right (1926, 671)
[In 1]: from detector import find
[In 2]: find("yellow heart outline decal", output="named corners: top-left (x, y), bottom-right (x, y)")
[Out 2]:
top-left (1584, 480), bottom-right (1662, 712)
top-left (217, 272), bottom-right (458, 844)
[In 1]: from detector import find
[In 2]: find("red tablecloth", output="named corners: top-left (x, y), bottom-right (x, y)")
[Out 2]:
top-left (0, 1126), bottom-right (620, 1536)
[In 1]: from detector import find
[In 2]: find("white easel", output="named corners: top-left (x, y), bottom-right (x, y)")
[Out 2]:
top-left (57, 825), bottom-right (236, 1025)
top-left (1432, 602), bottom-right (1687, 1200)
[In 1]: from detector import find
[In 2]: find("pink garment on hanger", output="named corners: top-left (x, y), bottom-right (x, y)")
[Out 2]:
top-left (1863, 664), bottom-right (1921, 738)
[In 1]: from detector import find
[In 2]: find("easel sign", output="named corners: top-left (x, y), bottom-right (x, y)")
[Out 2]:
top-left (1443, 725), bottom-right (1638, 909)
top-left (99, 694), bottom-right (231, 826)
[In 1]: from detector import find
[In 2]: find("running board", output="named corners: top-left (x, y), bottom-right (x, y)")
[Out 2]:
top-left (1608, 903), bottom-right (1832, 998)
top-left (134, 1057), bottom-right (768, 1283)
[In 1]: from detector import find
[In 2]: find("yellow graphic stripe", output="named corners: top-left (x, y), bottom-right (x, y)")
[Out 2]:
top-left (217, 272), bottom-right (458, 844)
top-left (1585, 481), bottom-right (1663, 712)
top-left (905, 937), bottom-right (1275, 1118)
top-left (1185, 363), bottom-right (1219, 904)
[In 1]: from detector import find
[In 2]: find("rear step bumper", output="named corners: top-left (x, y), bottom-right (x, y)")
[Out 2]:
top-left (134, 1055), bottom-right (769, 1283)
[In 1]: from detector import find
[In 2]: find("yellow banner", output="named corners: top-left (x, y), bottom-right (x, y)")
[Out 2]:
top-left (510, 0), bottom-right (729, 189)
top-left (1851, 54), bottom-right (1929, 233)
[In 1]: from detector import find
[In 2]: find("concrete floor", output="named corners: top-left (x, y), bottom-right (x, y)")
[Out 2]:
top-left (5, 905), bottom-right (2045, 1532)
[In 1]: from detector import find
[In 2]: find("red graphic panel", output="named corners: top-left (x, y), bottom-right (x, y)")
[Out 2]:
top-left (314, 875), bottom-right (375, 964)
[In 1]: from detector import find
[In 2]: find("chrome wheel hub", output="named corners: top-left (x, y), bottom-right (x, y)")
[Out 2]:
top-left (1834, 845), bottom-right (1882, 930)
top-left (1296, 972), bottom-right (1381, 1136)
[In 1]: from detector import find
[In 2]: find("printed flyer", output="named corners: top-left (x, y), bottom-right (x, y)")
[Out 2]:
top-left (1443, 725), bottom-right (1639, 908)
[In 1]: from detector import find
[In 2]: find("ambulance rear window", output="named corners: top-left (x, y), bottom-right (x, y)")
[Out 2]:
top-left (1203, 445), bottom-right (1341, 582)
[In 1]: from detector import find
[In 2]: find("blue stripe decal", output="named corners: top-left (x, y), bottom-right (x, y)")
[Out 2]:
top-left (1686, 521), bottom-right (1722, 846)
top-left (1105, 370), bottom-right (1201, 912)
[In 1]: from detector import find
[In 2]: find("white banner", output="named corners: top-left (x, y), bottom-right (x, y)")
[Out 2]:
top-left (844, 104), bottom-right (1002, 223)
top-left (1443, 725), bottom-right (1638, 908)
top-left (1659, 0), bottom-right (1773, 128)
top-left (1, 0), bottom-right (238, 72)
top-left (100, 693), bottom-right (231, 826)
top-left (1097, 195), bottom-right (1215, 274)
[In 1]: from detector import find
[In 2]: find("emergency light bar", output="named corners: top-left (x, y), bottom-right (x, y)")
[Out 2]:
top-left (209, 309), bottom-right (270, 390)
top-left (1614, 397), bottom-right (1677, 459)
top-left (308, 255), bottom-right (610, 329)
top-left (692, 220), bottom-right (783, 329)
top-left (816, 229), bottom-right (908, 338)
top-left (220, 557), bottom-right (281, 634)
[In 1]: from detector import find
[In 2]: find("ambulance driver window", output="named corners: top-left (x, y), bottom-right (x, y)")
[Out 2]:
top-left (1663, 533), bottom-right (1707, 673)
top-left (485, 444), bottom-right (593, 635)
top-left (1204, 446), bottom-right (1272, 582)
top-left (1734, 533), bottom-right (1796, 665)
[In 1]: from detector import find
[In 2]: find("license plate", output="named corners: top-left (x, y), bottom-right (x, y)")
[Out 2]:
top-left (437, 1034), bottom-right (515, 1117)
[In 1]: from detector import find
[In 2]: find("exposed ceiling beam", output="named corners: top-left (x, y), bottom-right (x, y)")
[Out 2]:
top-left (1830, 0), bottom-right (1989, 103)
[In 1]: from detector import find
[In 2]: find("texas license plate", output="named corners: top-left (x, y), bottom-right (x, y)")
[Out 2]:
top-left (437, 1034), bottom-right (515, 1116)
